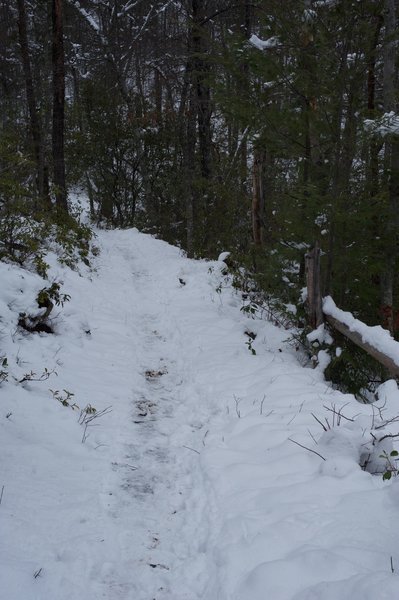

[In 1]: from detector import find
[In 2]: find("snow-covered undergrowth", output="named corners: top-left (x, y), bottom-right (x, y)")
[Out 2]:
top-left (1, 228), bottom-right (399, 600)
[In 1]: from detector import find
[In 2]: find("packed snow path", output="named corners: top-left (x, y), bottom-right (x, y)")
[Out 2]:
top-left (2, 228), bottom-right (399, 600)
top-left (76, 232), bottom-right (220, 598)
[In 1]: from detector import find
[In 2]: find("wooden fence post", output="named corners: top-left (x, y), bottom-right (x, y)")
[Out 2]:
top-left (305, 241), bottom-right (324, 329)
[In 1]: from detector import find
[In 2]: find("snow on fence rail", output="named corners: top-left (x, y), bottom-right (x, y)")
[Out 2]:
top-left (305, 243), bottom-right (399, 379)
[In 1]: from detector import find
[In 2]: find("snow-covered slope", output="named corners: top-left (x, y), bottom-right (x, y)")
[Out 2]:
top-left (1, 228), bottom-right (399, 600)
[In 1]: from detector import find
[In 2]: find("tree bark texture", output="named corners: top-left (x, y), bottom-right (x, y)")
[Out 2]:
top-left (16, 0), bottom-right (48, 203)
top-left (52, 0), bottom-right (68, 212)
top-left (184, 80), bottom-right (196, 258)
top-left (252, 148), bottom-right (265, 246)
top-left (299, 0), bottom-right (319, 208)
top-left (380, 0), bottom-right (398, 333)
top-left (191, 0), bottom-right (212, 181)
top-left (367, 13), bottom-right (383, 199)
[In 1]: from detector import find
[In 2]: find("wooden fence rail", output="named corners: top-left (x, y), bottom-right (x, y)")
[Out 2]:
top-left (305, 242), bottom-right (399, 379)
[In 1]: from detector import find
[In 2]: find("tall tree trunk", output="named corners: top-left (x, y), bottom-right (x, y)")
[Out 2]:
top-left (178, 58), bottom-right (195, 256)
top-left (191, 0), bottom-right (212, 180)
top-left (154, 67), bottom-right (163, 124)
top-left (52, 0), bottom-right (68, 213)
top-left (252, 148), bottom-right (265, 247)
top-left (16, 0), bottom-right (49, 205)
top-left (185, 85), bottom-right (196, 258)
top-left (381, 0), bottom-right (398, 333)
top-left (325, 42), bottom-right (355, 296)
top-left (367, 13), bottom-right (383, 200)
top-left (325, 49), bottom-right (346, 296)
top-left (298, 0), bottom-right (317, 282)
top-left (299, 0), bottom-right (319, 200)
top-left (239, 0), bottom-right (252, 186)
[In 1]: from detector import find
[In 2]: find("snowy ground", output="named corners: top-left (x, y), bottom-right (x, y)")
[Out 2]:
top-left (1, 227), bottom-right (399, 600)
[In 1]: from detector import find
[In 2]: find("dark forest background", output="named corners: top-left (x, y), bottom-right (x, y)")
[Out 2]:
top-left (2, 0), bottom-right (399, 346)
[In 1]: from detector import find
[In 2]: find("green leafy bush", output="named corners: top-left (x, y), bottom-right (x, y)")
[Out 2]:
top-left (0, 199), bottom-right (94, 275)
top-left (324, 338), bottom-right (387, 402)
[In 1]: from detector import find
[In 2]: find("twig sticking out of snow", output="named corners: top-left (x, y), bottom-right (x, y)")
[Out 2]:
top-left (311, 412), bottom-right (330, 432)
top-left (288, 437), bottom-right (326, 461)
top-left (79, 406), bottom-right (112, 443)
top-left (234, 395), bottom-right (242, 418)
top-left (182, 445), bottom-right (200, 455)
top-left (202, 430), bottom-right (209, 446)
top-left (322, 403), bottom-right (354, 426)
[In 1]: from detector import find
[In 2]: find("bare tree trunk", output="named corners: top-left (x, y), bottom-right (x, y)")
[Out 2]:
top-left (252, 148), bottom-right (265, 246)
top-left (367, 13), bottom-right (383, 200)
top-left (325, 46), bottom-right (347, 296)
top-left (380, 0), bottom-right (397, 333)
top-left (154, 67), bottom-right (162, 124)
top-left (298, 0), bottom-right (317, 282)
top-left (52, 0), bottom-right (68, 213)
top-left (325, 43), bottom-right (357, 297)
top-left (299, 0), bottom-right (318, 207)
top-left (185, 87), bottom-right (196, 258)
top-left (192, 0), bottom-right (212, 180)
top-left (16, 0), bottom-right (49, 205)
top-left (239, 0), bottom-right (252, 185)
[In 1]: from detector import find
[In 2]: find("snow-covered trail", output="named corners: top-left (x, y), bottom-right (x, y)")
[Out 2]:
top-left (1, 228), bottom-right (227, 600)
top-left (39, 230), bottom-right (223, 599)
top-left (87, 231), bottom-right (221, 599)
top-left (2, 227), bottom-right (399, 600)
